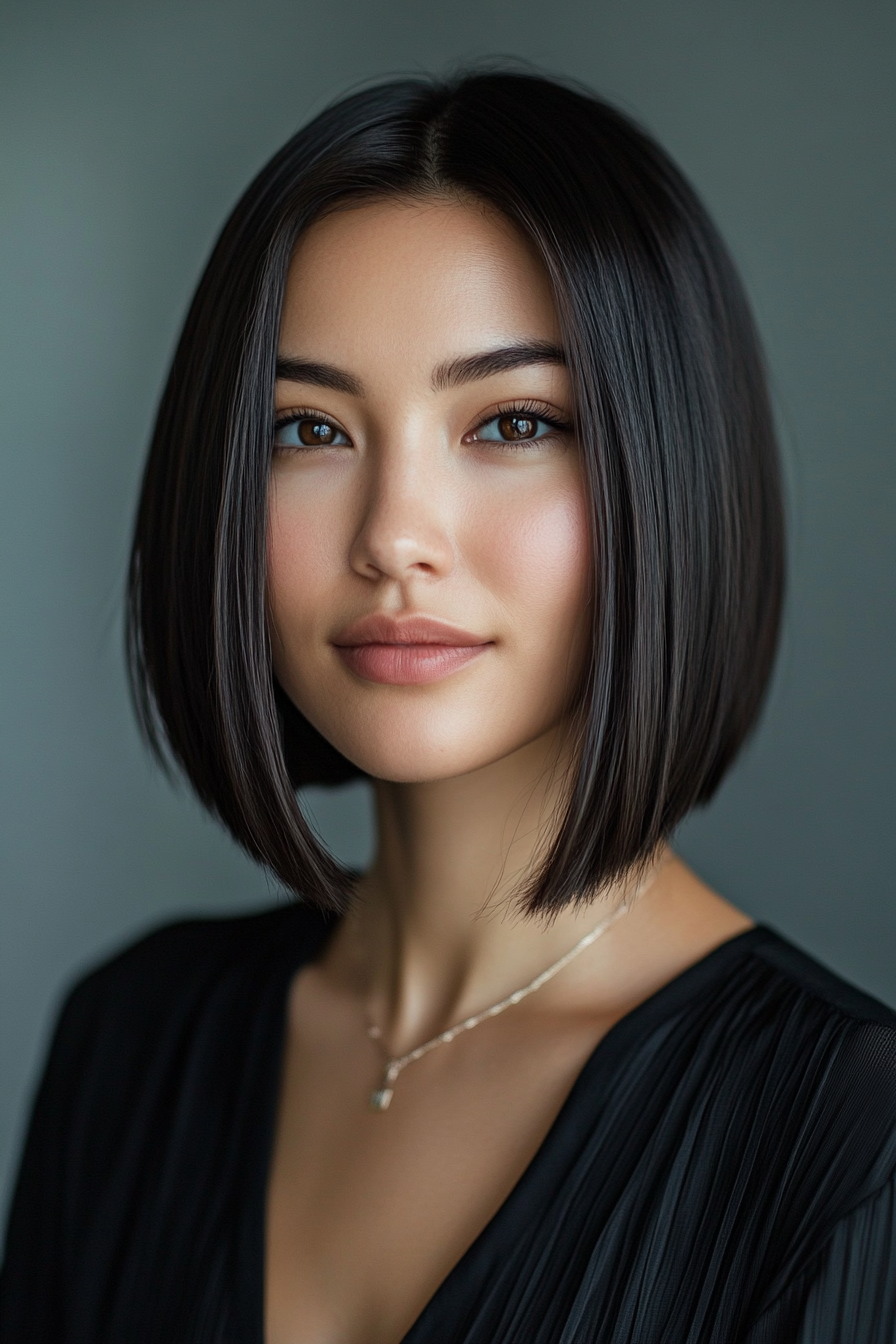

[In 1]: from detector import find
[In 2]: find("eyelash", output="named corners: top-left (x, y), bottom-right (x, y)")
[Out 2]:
top-left (465, 400), bottom-right (572, 449)
top-left (273, 407), bottom-right (348, 448)
top-left (272, 400), bottom-right (573, 451)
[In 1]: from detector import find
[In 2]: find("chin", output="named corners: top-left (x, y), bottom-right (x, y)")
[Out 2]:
top-left (329, 735), bottom-right (507, 785)
top-left (309, 707), bottom-right (526, 785)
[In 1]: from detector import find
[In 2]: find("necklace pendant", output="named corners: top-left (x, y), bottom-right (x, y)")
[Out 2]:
top-left (369, 1086), bottom-right (394, 1111)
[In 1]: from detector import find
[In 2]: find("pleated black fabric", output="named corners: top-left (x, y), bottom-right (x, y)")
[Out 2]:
top-left (2, 905), bottom-right (895, 1343)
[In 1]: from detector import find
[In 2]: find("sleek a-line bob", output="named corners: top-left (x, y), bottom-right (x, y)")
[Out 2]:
top-left (127, 69), bottom-right (785, 915)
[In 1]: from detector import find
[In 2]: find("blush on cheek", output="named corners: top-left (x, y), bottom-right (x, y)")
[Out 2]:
top-left (474, 484), bottom-right (590, 618)
top-left (265, 495), bottom-right (337, 703)
top-left (267, 490), bottom-right (341, 608)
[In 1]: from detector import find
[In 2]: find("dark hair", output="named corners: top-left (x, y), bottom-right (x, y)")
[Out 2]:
top-left (127, 69), bottom-right (785, 915)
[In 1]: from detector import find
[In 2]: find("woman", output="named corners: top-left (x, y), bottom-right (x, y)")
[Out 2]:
top-left (2, 69), bottom-right (894, 1343)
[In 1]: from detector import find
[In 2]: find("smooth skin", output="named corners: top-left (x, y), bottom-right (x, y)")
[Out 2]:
top-left (265, 196), bottom-right (752, 1344)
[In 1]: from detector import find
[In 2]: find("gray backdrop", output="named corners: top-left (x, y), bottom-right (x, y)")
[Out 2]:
top-left (1, 0), bottom-right (893, 1219)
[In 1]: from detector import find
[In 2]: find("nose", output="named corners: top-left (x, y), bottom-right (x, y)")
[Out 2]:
top-left (348, 437), bottom-right (455, 585)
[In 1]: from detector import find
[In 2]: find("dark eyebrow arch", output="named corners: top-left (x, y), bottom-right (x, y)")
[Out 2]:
top-left (432, 341), bottom-right (566, 391)
top-left (275, 357), bottom-right (363, 396)
top-left (275, 341), bottom-right (566, 399)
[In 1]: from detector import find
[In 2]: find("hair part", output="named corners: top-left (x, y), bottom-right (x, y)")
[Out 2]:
top-left (127, 69), bottom-right (785, 915)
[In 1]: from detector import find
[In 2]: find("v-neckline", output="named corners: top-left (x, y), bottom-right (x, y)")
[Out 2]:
top-left (247, 909), bottom-right (772, 1344)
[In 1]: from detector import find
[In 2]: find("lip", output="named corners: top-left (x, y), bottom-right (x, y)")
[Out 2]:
top-left (333, 613), bottom-right (492, 686)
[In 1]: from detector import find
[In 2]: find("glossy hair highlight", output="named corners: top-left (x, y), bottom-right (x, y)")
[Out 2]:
top-left (127, 69), bottom-right (785, 914)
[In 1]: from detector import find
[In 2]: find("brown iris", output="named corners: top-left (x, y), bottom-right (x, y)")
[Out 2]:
top-left (497, 414), bottom-right (537, 440)
top-left (297, 419), bottom-right (337, 446)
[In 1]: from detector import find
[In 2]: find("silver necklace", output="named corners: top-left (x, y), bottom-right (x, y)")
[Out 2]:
top-left (365, 895), bottom-right (635, 1112)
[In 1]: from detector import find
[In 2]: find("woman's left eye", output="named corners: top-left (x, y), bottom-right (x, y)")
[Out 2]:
top-left (469, 412), bottom-right (564, 445)
top-left (273, 415), bottom-right (350, 450)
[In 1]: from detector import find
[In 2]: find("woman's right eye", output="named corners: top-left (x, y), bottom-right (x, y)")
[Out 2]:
top-left (273, 415), bottom-right (351, 450)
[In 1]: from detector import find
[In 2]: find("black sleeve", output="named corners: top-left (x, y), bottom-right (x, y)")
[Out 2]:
top-left (744, 1171), bottom-right (896, 1344)
top-left (795, 1172), bottom-right (896, 1343)
top-left (0, 974), bottom-right (108, 1341)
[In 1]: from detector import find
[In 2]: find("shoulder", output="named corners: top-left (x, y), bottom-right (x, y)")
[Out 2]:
top-left (48, 901), bottom-right (333, 1084)
top-left (733, 928), bottom-right (896, 1200)
top-left (0, 904), bottom-right (331, 1335)
top-left (15, 901), bottom-right (334, 1196)
top-left (746, 928), bottom-right (896, 1112)
top-left (64, 900), bottom-right (330, 1009)
top-left (723, 933), bottom-right (896, 1328)
top-left (735, 928), bottom-right (896, 1104)
top-left (749, 927), bottom-right (896, 1031)
top-left (625, 926), bottom-right (896, 1311)
top-left (642, 925), bottom-right (896, 1225)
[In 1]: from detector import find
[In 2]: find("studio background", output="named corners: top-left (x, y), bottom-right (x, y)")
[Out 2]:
top-left (1, 0), bottom-right (893, 1219)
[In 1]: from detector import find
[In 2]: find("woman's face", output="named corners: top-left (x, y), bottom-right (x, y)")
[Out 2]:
top-left (268, 196), bottom-right (590, 783)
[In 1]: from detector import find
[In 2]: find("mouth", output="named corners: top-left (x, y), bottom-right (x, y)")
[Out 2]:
top-left (332, 613), bottom-right (493, 686)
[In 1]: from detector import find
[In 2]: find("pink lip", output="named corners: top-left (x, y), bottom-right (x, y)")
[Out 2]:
top-left (333, 613), bottom-right (492, 686)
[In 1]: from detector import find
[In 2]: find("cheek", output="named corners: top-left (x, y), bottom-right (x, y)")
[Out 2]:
top-left (467, 476), bottom-right (591, 642)
top-left (266, 481), bottom-right (343, 650)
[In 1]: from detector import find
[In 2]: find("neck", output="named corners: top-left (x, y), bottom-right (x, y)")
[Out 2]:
top-left (345, 724), bottom-right (641, 1054)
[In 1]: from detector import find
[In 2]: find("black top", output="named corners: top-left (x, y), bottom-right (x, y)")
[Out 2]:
top-left (2, 904), bottom-right (896, 1343)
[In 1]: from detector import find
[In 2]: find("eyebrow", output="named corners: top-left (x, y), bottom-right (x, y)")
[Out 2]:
top-left (431, 341), bottom-right (566, 391)
top-left (275, 357), bottom-right (363, 396)
top-left (275, 340), bottom-right (566, 398)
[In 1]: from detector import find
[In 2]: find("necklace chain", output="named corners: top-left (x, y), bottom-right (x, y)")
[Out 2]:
top-left (365, 888), bottom-right (642, 1112)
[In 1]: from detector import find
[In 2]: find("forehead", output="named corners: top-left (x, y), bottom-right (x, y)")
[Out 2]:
top-left (279, 197), bottom-right (561, 369)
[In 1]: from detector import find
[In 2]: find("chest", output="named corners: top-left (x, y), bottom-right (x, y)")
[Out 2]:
top-left (264, 987), bottom-right (614, 1344)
